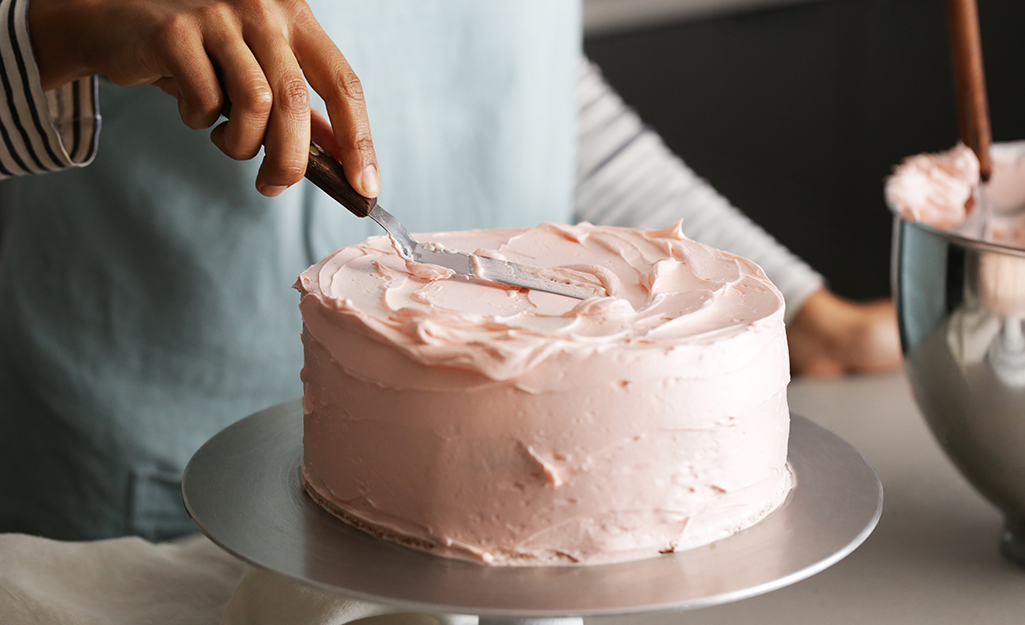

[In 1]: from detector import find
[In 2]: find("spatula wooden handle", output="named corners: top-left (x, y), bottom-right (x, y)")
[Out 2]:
top-left (947, 0), bottom-right (993, 181)
top-left (220, 103), bottom-right (377, 218)
top-left (304, 143), bottom-right (377, 218)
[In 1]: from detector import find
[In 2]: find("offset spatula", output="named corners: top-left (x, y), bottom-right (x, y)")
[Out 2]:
top-left (304, 143), bottom-right (595, 300)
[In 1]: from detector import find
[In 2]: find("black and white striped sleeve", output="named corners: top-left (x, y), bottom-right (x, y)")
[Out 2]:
top-left (0, 0), bottom-right (100, 179)
top-left (574, 59), bottom-right (825, 322)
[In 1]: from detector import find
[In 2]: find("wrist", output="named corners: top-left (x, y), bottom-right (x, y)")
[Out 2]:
top-left (27, 0), bottom-right (93, 91)
top-left (788, 289), bottom-right (902, 376)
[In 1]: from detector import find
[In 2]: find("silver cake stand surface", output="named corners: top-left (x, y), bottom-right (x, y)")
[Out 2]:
top-left (183, 400), bottom-right (882, 625)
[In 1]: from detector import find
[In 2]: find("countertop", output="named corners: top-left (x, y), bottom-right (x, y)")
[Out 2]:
top-left (597, 372), bottom-right (1025, 625)
top-left (3, 372), bottom-right (1022, 624)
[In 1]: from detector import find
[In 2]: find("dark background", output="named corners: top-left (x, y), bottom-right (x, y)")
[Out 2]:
top-left (584, 0), bottom-right (1025, 300)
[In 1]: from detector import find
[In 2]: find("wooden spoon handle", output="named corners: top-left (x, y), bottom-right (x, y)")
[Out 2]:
top-left (946, 0), bottom-right (993, 181)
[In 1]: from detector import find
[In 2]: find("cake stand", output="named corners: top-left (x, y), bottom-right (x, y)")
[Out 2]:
top-left (182, 400), bottom-right (882, 625)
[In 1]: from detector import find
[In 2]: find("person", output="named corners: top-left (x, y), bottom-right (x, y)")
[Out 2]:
top-left (0, 0), bottom-right (900, 542)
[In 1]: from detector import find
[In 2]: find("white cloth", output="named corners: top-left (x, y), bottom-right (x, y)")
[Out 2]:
top-left (0, 533), bottom-right (475, 625)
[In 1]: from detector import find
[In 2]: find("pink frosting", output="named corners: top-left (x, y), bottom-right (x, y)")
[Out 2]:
top-left (885, 143), bottom-right (980, 231)
top-left (296, 222), bottom-right (792, 565)
top-left (886, 142), bottom-right (1025, 249)
top-left (887, 143), bottom-right (1025, 314)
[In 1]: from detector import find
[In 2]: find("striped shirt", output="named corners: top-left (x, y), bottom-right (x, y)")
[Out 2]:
top-left (0, 0), bottom-right (99, 178)
top-left (0, 0), bottom-right (821, 317)
top-left (575, 61), bottom-right (824, 319)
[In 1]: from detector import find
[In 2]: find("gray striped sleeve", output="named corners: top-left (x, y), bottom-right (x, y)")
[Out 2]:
top-left (0, 0), bottom-right (100, 179)
top-left (574, 59), bottom-right (824, 322)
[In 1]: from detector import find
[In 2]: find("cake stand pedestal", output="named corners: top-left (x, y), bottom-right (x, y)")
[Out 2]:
top-left (183, 400), bottom-right (882, 624)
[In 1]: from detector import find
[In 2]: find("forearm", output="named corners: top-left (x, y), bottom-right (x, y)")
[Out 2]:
top-left (0, 0), bottom-right (100, 178)
top-left (573, 59), bottom-right (825, 321)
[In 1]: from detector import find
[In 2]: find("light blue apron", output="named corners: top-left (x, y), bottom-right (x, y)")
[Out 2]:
top-left (0, 0), bottom-right (580, 541)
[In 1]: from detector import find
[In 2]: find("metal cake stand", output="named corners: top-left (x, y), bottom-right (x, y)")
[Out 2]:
top-left (183, 400), bottom-right (882, 625)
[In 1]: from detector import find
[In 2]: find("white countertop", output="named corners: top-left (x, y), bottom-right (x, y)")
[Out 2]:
top-left (597, 372), bottom-right (1025, 625)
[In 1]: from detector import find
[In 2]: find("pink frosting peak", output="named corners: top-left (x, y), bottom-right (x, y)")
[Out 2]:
top-left (886, 143), bottom-right (980, 231)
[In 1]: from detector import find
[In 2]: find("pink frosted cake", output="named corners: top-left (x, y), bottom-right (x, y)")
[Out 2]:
top-left (295, 222), bottom-right (793, 566)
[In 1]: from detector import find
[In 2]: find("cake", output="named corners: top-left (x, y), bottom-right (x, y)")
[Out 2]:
top-left (295, 222), bottom-right (793, 566)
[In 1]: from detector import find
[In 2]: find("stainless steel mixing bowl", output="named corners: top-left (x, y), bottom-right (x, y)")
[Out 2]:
top-left (894, 216), bottom-right (1025, 565)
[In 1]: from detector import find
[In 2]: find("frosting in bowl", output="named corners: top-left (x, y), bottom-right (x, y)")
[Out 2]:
top-left (886, 142), bottom-right (1025, 249)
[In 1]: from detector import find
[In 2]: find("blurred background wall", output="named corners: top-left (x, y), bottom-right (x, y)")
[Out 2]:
top-left (583, 0), bottom-right (1025, 300)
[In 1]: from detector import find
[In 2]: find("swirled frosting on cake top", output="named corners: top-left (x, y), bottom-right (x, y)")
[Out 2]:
top-left (298, 221), bottom-right (785, 381)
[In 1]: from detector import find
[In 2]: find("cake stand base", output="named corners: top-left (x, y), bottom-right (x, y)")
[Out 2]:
top-left (183, 400), bottom-right (882, 620)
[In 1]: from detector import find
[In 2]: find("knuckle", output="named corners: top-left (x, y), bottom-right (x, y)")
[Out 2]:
top-left (276, 77), bottom-right (310, 113)
top-left (336, 71), bottom-right (364, 103)
top-left (155, 15), bottom-right (189, 53)
top-left (242, 0), bottom-right (277, 26)
top-left (180, 88), bottom-right (222, 129)
top-left (351, 134), bottom-right (374, 154)
top-left (163, 11), bottom-right (193, 35)
top-left (197, 86), bottom-right (224, 115)
top-left (240, 81), bottom-right (273, 119)
top-left (293, 6), bottom-right (317, 31)
top-left (283, 0), bottom-right (313, 21)
top-left (192, 1), bottom-right (221, 22)
top-left (179, 103), bottom-right (205, 130)
top-left (194, 92), bottom-right (223, 123)
top-left (195, 1), bottom-right (230, 26)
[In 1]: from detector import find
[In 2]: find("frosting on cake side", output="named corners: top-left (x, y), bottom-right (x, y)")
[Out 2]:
top-left (296, 222), bottom-right (793, 565)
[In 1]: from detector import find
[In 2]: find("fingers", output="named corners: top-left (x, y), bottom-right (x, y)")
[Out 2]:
top-left (293, 17), bottom-right (379, 198)
top-left (160, 26), bottom-right (224, 130)
top-left (245, 28), bottom-right (311, 196)
top-left (206, 31), bottom-right (272, 161)
top-left (139, 0), bottom-right (378, 198)
top-left (310, 109), bottom-right (340, 161)
top-left (201, 9), bottom-right (308, 196)
top-left (151, 77), bottom-right (179, 99)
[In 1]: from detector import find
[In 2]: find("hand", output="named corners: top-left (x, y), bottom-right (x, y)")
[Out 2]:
top-left (28, 0), bottom-right (378, 198)
top-left (787, 289), bottom-right (903, 377)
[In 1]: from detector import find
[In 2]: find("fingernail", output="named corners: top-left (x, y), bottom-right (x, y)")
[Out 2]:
top-left (260, 184), bottom-right (288, 197)
top-left (361, 163), bottom-right (380, 196)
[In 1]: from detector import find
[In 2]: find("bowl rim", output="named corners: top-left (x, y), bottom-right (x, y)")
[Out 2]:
top-left (896, 216), bottom-right (1025, 259)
